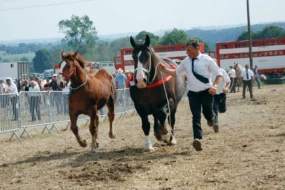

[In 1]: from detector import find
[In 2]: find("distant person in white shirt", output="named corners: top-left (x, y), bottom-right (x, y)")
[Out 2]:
top-left (228, 66), bottom-right (236, 93)
top-left (5, 78), bottom-right (19, 120)
top-left (158, 39), bottom-right (223, 151)
top-left (211, 68), bottom-right (231, 133)
top-left (0, 80), bottom-right (7, 107)
top-left (241, 64), bottom-right (254, 99)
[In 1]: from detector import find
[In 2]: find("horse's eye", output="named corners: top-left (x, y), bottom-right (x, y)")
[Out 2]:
top-left (67, 65), bottom-right (71, 69)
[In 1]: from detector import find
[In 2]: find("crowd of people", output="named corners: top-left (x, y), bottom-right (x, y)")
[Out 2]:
top-left (0, 74), bottom-right (70, 122)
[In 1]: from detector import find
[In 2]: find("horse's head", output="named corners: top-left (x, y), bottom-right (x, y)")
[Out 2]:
top-left (60, 51), bottom-right (87, 80)
top-left (130, 34), bottom-right (155, 88)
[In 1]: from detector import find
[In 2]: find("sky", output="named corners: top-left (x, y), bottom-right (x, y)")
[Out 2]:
top-left (0, 0), bottom-right (284, 41)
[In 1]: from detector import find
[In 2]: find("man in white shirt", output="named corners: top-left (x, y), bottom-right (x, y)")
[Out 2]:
top-left (29, 81), bottom-right (41, 121)
top-left (159, 39), bottom-right (223, 151)
top-left (5, 78), bottom-right (19, 120)
top-left (228, 66), bottom-right (236, 93)
top-left (0, 80), bottom-right (7, 107)
top-left (211, 68), bottom-right (231, 133)
top-left (241, 64), bottom-right (254, 99)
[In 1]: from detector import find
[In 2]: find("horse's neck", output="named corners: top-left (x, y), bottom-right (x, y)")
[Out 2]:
top-left (70, 65), bottom-right (88, 86)
top-left (150, 53), bottom-right (163, 80)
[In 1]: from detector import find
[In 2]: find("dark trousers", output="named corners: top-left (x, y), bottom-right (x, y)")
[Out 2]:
top-left (11, 97), bottom-right (18, 120)
top-left (63, 95), bottom-right (69, 114)
top-left (213, 93), bottom-right (227, 125)
top-left (187, 89), bottom-right (214, 140)
top-left (243, 80), bottom-right (253, 98)
top-left (30, 96), bottom-right (41, 121)
top-left (230, 78), bottom-right (236, 92)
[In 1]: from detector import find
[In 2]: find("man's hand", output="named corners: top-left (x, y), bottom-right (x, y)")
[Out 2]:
top-left (208, 85), bottom-right (217, 95)
top-left (158, 64), bottom-right (166, 72)
top-left (223, 87), bottom-right (229, 93)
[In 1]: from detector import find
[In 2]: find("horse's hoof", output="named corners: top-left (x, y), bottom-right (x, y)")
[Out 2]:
top-left (109, 133), bottom-right (116, 139)
top-left (90, 147), bottom-right (98, 153)
top-left (80, 140), bottom-right (87, 147)
top-left (144, 147), bottom-right (155, 152)
top-left (169, 137), bottom-right (177, 145)
top-left (154, 132), bottom-right (162, 141)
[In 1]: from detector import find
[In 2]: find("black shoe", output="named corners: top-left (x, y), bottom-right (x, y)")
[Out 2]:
top-left (213, 124), bottom-right (219, 133)
top-left (193, 139), bottom-right (202, 151)
top-left (207, 120), bottom-right (214, 127)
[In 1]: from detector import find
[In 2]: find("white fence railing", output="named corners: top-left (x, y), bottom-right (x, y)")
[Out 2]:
top-left (0, 88), bottom-right (188, 142)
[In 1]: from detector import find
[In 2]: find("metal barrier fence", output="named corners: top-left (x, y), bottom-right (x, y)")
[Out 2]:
top-left (0, 88), bottom-right (188, 142)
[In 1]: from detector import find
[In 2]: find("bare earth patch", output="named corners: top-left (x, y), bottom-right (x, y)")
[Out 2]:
top-left (1, 84), bottom-right (285, 190)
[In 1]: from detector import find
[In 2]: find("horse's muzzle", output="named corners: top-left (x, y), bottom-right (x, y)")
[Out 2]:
top-left (136, 78), bottom-right (147, 88)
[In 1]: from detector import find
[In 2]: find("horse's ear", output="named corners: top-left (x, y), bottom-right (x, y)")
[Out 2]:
top-left (144, 35), bottom-right (150, 47)
top-left (61, 51), bottom-right (67, 58)
top-left (130, 36), bottom-right (136, 48)
top-left (73, 50), bottom-right (78, 58)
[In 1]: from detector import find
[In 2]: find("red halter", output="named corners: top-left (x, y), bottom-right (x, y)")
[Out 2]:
top-left (133, 63), bottom-right (176, 89)
top-left (59, 64), bottom-right (77, 80)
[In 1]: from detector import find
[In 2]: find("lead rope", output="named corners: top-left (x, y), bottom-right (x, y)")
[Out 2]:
top-left (155, 62), bottom-right (172, 139)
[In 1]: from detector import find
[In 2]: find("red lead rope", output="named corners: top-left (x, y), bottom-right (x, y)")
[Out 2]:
top-left (133, 63), bottom-right (176, 89)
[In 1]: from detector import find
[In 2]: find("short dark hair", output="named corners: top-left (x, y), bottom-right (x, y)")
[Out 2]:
top-left (186, 39), bottom-right (200, 49)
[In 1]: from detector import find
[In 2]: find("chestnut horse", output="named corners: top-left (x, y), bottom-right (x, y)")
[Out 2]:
top-left (59, 51), bottom-right (116, 152)
top-left (130, 35), bottom-right (186, 151)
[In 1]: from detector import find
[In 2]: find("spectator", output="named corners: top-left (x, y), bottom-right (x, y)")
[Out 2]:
top-left (273, 70), bottom-right (281, 78)
top-left (29, 81), bottom-right (41, 122)
top-left (0, 80), bottom-right (7, 107)
top-left (115, 68), bottom-right (127, 106)
top-left (44, 79), bottom-right (51, 91)
top-left (62, 81), bottom-right (70, 115)
top-left (5, 78), bottom-right (19, 120)
top-left (49, 74), bottom-right (63, 114)
top-left (241, 64), bottom-right (254, 99)
top-left (252, 65), bottom-right (261, 89)
top-left (228, 66), bottom-right (236, 93)
top-left (21, 80), bottom-right (29, 91)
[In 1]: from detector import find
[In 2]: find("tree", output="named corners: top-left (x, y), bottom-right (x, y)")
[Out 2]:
top-left (108, 37), bottom-right (132, 58)
top-left (237, 26), bottom-right (285, 41)
top-left (97, 42), bottom-right (110, 61)
top-left (135, 31), bottom-right (160, 46)
top-left (58, 15), bottom-right (98, 54)
top-left (159, 28), bottom-right (189, 45)
top-left (20, 57), bottom-right (29, 61)
top-left (32, 49), bottom-right (52, 73)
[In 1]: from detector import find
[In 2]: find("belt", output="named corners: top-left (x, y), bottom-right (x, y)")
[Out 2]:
top-left (189, 88), bottom-right (210, 94)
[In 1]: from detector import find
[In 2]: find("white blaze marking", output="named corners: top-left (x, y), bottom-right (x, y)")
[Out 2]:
top-left (136, 51), bottom-right (145, 81)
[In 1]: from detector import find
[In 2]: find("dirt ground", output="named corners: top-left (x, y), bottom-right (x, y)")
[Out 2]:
top-left (0, 84), bottom-right (285, 190)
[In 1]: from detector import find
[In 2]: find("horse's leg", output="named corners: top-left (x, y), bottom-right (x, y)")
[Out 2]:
top-left (166, 99), bottom-right (177, 145)
top-left (140, 114), bottom-right (154, 151)
top-left (106, 97), bottom-right (116, 139)
top-left (70, 113), bottom-right (87, 147)
top-left (168, 106), bottom-right (177, 145)
top-left (154, 110), bottom-right (168, 143)
top-left (90, 108), bottom-right (99, 152)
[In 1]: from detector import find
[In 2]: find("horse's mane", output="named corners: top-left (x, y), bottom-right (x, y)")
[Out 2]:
top-left (62, 52), bottom-right (88, 69)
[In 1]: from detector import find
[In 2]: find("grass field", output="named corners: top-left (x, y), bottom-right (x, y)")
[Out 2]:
top-left (0, 51), bottom-right (35, 62)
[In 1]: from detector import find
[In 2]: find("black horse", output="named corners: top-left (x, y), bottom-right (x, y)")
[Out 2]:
top-left (130, 35), bottom-right (186, 151)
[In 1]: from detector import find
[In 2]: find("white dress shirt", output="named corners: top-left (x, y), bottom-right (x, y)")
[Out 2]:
top-left (0, 83), bottom-right (7, 94)
top-left (7, 83), bottom-right (18, 95)
top-left (176, 53), bottom-right (222, 92)
top-left (228, 68), bottom-right (236, 78)
top-left (211, 69), bottom-right (231, 95)
top-left (241, 69), bottom-right (254, 81)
